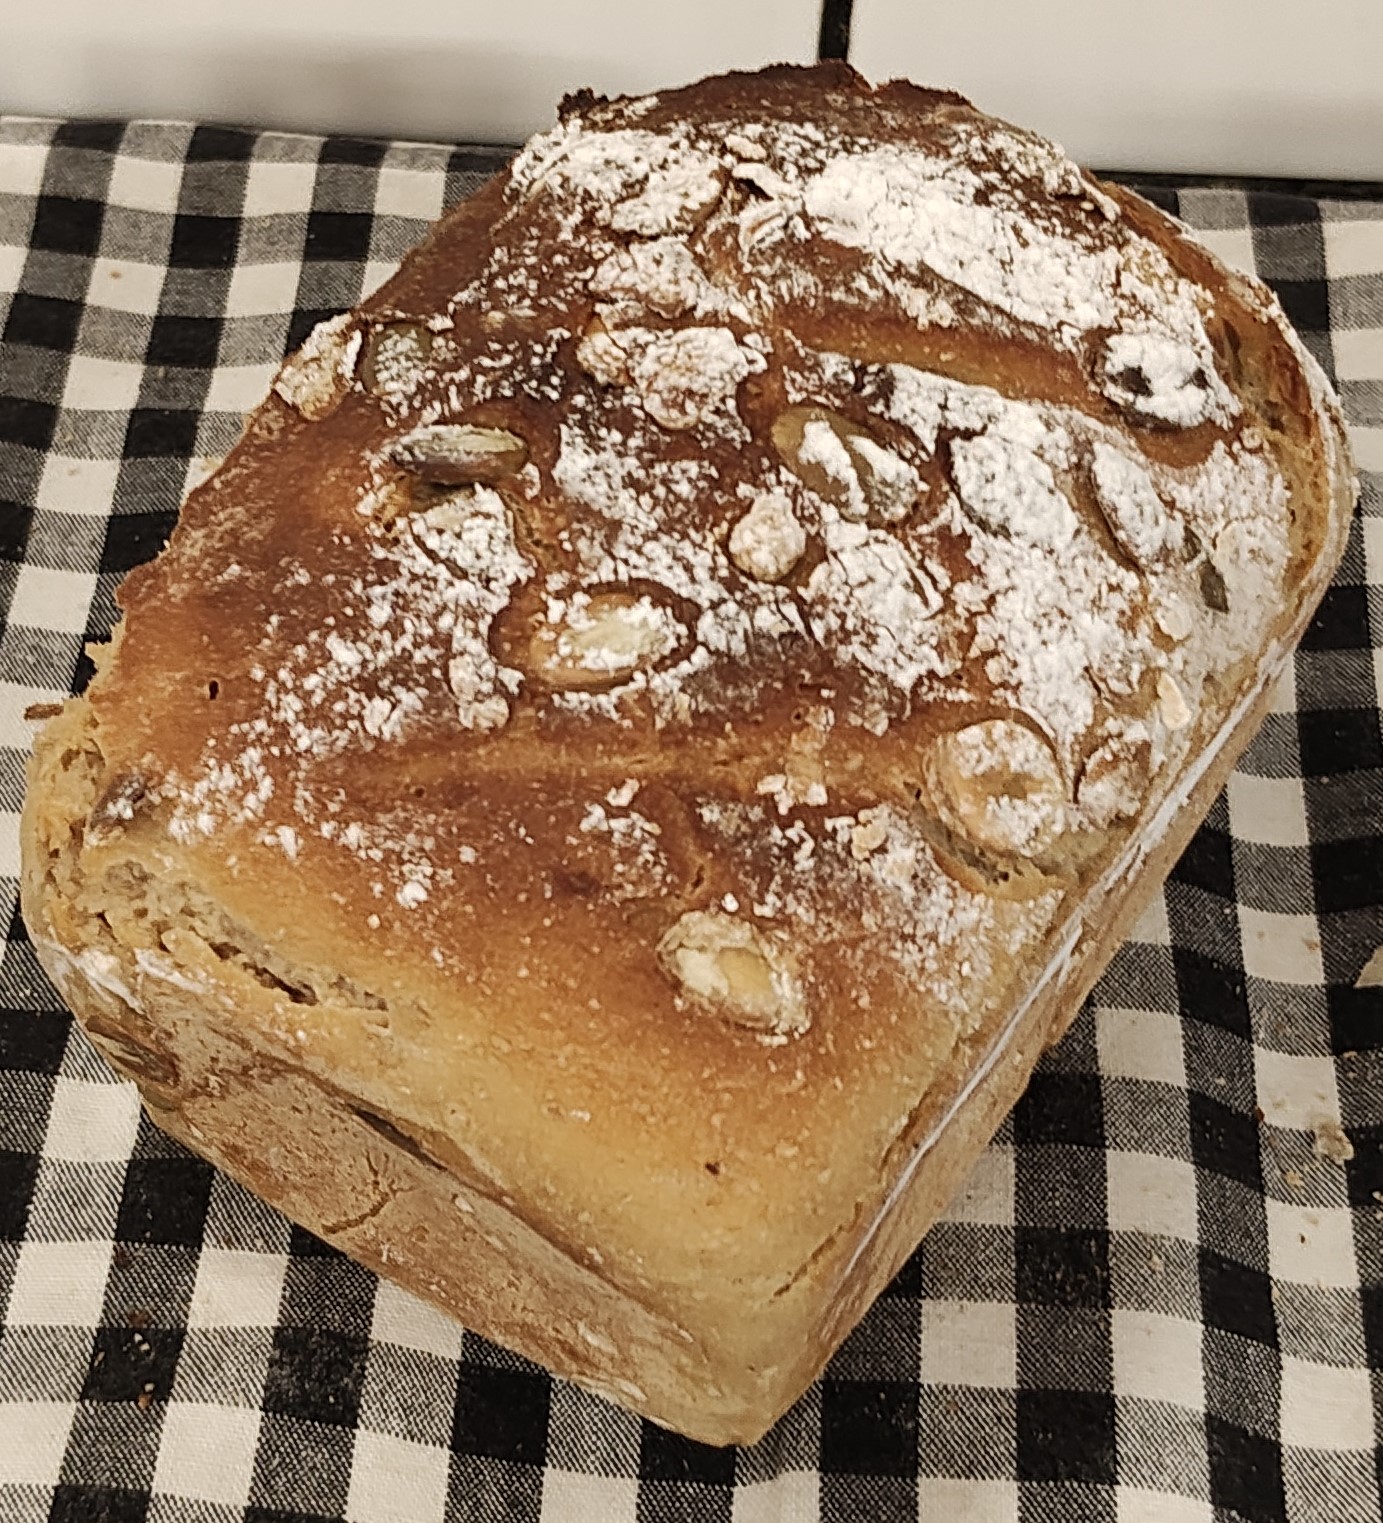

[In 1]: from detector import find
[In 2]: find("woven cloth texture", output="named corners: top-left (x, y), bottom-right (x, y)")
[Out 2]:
top-left (0, 117), bottom-right (1380, 1523)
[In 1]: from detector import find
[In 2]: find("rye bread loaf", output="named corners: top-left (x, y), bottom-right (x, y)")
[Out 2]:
top-left (22, 63), bottom-right (1355, 1444)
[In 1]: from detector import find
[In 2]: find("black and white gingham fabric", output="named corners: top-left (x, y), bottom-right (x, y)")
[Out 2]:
top-left (1, 117), bottom-right (1380, 1523)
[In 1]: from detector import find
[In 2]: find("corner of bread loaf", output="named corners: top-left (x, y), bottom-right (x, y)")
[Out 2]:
top-left (21, 693), bottom-right (833, 1444)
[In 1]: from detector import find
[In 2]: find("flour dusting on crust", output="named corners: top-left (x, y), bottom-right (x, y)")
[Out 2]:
top-left (147, 70), bottom-right (1316, 1031)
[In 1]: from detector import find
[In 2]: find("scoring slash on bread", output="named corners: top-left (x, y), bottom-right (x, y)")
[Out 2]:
top-left (22, 64), bottom-right (1355, 1445)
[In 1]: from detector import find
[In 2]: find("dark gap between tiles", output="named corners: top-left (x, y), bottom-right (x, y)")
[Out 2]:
top-left (818, 0), bottom-right (854, 61)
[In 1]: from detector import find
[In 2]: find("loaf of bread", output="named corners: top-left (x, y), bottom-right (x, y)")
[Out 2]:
top-left (22, 64), bottom-right (1355, 1445)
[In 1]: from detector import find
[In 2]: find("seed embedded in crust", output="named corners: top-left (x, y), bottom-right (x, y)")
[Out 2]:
top-left (528, 590), bottom-right (684, 691)
top-left (728, 492), bottom-right (806, 582)
top-left (361, 321), bottom-right (435, 400)
top-left (575, 321), bottom-right (630, 387)
top-left (1089, 442), bottom-right (1183, 566)
top-left (629, 327), bottom-right (759, 431)
top-left (724, 130), bottom-right (767, 162)
top-left (609, 157), bottom-right (724, 237)
top-left (658, 910), bottom-right (808, 1041)
top-left (575, 320), bottom-right (761, 428)
top-left (1155, 598), bottom-right (1194, 643)
top-left (1098, 331), bottom-right (1224, 430)
top-left (273, 312), bottom-right (361, 421)
top-left (850, 807), bottom-right (890, 861)
top-left (589, 240), bottom-right (711, 318)
top-left (386, 424), bottom-right (529, 485)
top-left (950, 433), bottom-right (1076, 550)
top-left (1156, 671), bottom-right (1193, 730)
top-left (1075, 731), bottom-right (1151, 828)
top-left (923, 719), bottom-right (1067, 858)
top-left (1198, 558), bottom-right (1230, 613)
top-left (773, 406), bottom-right (920, 524)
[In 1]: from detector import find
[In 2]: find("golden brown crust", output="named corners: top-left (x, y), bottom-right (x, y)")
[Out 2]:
top-left (21, 64), bottom-right (1356, 1444)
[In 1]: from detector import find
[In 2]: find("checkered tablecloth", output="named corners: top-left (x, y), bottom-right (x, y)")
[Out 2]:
top-left (0, 116), bottom-right (1380, 1523)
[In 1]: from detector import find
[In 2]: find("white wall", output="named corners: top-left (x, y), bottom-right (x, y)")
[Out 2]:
top-left (1, 0), bottom-right (819, 145)
top-left (853, 0), bottom-right (1383, 178)
top-left (5, 0), bottom-right (1382, 176)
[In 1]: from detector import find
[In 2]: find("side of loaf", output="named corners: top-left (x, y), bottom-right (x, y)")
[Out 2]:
top-left (21, 63), bottom-right (1355, 1445)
